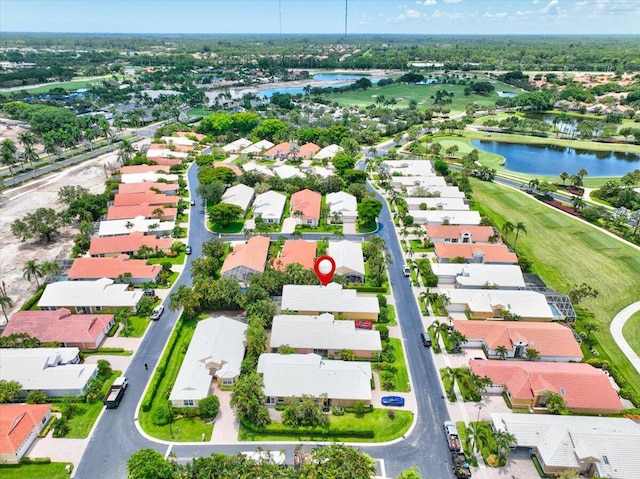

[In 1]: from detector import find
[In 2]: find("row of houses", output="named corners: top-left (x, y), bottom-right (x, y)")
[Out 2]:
top-left (222, 138), bottom-right (343, 161)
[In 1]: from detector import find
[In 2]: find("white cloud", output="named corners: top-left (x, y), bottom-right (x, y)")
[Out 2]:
top-left (443, 0), bottom-right (462, 3)
top-left (541, 0), bottom-right (559, 13)
top-left (406, 8), bottom-right (422, 18)
top-left (390, 8), bottom-right (423, 22)
top-left (417, 0), bottom-right (437, 5)
top-left (483, 11), bottom-right (508, 18)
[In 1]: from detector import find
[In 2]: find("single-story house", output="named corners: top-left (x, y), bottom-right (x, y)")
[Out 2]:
top-left (281, 283), bottom-right (379, 321)
top-left (257, 353), bottom-right (373, 408)
top-left (241, 139), bottom-right (274, 156)
top-left (314, 144), bottom-right (343, 161)
top-left (307, 165), bottom-right (333, 178)
top-left (112, 192), bottom-right (179, 207)
top-left (453, 320), bottom-right (582, 361)
top-left (241, 161), bottom-right (275, 177)
top-left (404, 197), bottom-right (469, 211)
top-left (3, 309), bottom-right (114, 350)
top-left (383, 159), bottom-right (435, 177)
top-left (434, 243), bottom-right (518, 264)
top-left (221, 184), bottom-right (255, 214)
top-left (146, 147), bottom-right (189, 159)
top-left (431, 263), bottom-right (526, 289)
top-left (118, 181), bottom-right (179, 195)
top-left (264, 142), bottom-right (292, 159)
top-left (491, 413), bottom-right (640, 479)
top-left (38, 278), bottom-right (143, 314)
top-left (106, 204), bottom-right (177, 221)
top-left (252, 190), bottom-right (286, 224)
top-left (161, 135), bottom-right (197, 147)
top-left (406, 185), bottom-right (466, 198)
top-left (274, 164), bottom-right (304, 180)
top-left (118, 164), bottom-right (171, 175)
top-left (0, 348), bottom-right (98, 398)
top-left (326, 191), bottom-right (358, 224)
top-left (222, 138), bottom-right (253, 154)
top-left (469, 360), bottom-right (623, 415)
top-left (270, 313), bottom-right (382, 359)
top-left (221, 235), bottom-right (270, 282)
top-left (169, 316), bottom-right (248, 408)
top-left (390, 176), bottom-right (447, 189)
top-left (444, 289), bottom-right (557, 321)
top-left (409, 210), bottom-right (482, 226)
top-left (67, 254), bottom-right (161, 284)
top-left (98, 216), bottom-right (175, 237)
top-left (425, 225), bottom-right (498, 244)
top-left (119, 172), bottom-right (179, 184)
top-left (274, 239), bottom-right (316, 271)
top-left (89, 231), bottom-right (173, 257)
top-left (0, 404), bottom-right (52, 464)
top-left (149, 156), bottom-right (182, 166)
top-left (290, 189), bottom-right (321, 227)
top-left (328, 240), bottom-right (365, 283)
top-left (213, 162), bottom-right (242, 176)
top-left (295, 142), bottom-right (320, 160)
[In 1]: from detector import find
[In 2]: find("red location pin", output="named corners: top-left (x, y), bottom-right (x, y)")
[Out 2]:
top-left (314, 255), bottom-right (336, 286)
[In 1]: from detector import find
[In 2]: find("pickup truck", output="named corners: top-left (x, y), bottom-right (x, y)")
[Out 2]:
top-left (103, 376), bottom-right (128, 409)
top-left (444, 420), bottom-right (462, 451)
top-left (452, 451), bottom-right (472, 478)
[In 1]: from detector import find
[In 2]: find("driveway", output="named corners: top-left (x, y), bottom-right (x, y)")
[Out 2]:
top-left (280, 217), bottom-right (297, 234)
top-left (342, 222), bottom-right (357, 234)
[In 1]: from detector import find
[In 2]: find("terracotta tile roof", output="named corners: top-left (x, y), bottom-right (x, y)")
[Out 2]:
top-left (150, 157), bottom-right (182, 166)
top-left (118, 182), bottom-right (178, 194)
top-left (295, 142), bottom-right (320, 159)
top-left (221, 235), bottom-right (270, 275)
top-left (3, 309), bottom-right (113, 346)
top-left (89, 231), bottom-right (173, 256)
top-left (264, 142), bottom-right (291, 158)
top-left (435, 243), bottom-right (518, 263)
top-left (274, 240), bottom-right (317, 271)
top-left (290, 189), bottom-right (321, 221)
top-left (0, 404), bottom-right (51, 455)
top-left (177, 131), bottom-right (206, 141)
top-left (106, 204), bottom-right (177, 220)
top-left (426, 225), bottom-right (497, 243)
top-left (453, 321), bottom-right (583, 359)
top-left (469, 360), bottom-right (623, 412)
top-left (113, 192), bottom-right (179, 207)
top-left (68, 254), bottom-right (161, 281)
top-left (119, 164), bottom-right (171, 175)
top-left (213, 162), bottom-right (242, 176)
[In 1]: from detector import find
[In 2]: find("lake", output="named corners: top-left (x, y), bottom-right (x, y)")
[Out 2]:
top-left (470, 140), bottom-right (640, 177)
top-left (259, 75), bottom-right (381, 98)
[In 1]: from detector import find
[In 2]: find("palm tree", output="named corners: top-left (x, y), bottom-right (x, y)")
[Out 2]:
top-left (494, 429), bottom-right (517, 460)
top-left (466, 421), bottom-right (488, 453)
top-left (502, 221), bottom-right (515, 242)
top-left (0, 281), bottom-right (13, 322)
top-left (428, 319), bottom-right (449, 345)
top-left (495, 345), bottom-right (509, 360)
top-left (513, 222), bottom-right (527, 248)
top-left (117, 139), bottom-right (134, 165)
top-left (524, 347), bottom-right (540, 361)
top-left (18, 132), bottom-right (38, 170)
top-left (559, 171), bottom-right (569, 185)
top-left (1, 139), bottom-right (18, 176)
top-left (41, 261), bottom-right (61, 278)
top-left (22, 260), bottom-right (44, 288)
top-left (576, 168), bottom-right (589, 180)
top-left (572, 195), bottom-right (585, 212)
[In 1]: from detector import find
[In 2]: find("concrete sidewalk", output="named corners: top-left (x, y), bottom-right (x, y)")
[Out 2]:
top-left (610, 301), bottom-right (640, 376)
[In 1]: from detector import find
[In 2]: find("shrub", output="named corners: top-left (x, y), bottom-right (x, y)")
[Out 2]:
top-left (26, 390), bottom-right (48, 404)
top-left (19, 285), bottom-right (46, 311)
top-left (20, 457), bottom-right (51, 465)
top-left (152, 404), bottom-right (175, 426)
top-left (387, 409), bottom-right (396, 420)
top-left (198, 395), bottom-right (220, 419)
top-left (51, 417), bottom-right (69, 438)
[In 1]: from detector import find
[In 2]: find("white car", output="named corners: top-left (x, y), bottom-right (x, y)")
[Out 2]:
top-left (402, 264), bottom-right (411, 277)
top-left (150, 305), bottom-right (165, 321)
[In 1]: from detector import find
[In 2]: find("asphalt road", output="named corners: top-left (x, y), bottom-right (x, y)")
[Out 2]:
top-left (75, 161), bottom-right (455, 479)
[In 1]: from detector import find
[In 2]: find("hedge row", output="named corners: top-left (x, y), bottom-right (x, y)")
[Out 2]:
top-left (19, 285), bottom-right (46, 311)
top-left (141, 320), bottom-right (184, 412)
top-left (241, 419), bottom-right (374, 439)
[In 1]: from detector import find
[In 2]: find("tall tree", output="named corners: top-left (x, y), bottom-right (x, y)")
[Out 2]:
top-left (22, 260), bottom-right (44, 288)
top-left (1, 138), bottom-right (18, 176)
top-left (513, 222), bottom-right (527, 247)
top-left (0, 281), bottom-right (13, 322)
top-left (230, 372), bottom-right (271, 428)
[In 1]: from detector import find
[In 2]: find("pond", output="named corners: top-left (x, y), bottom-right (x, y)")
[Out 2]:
top-left (497, 91), bottom-right (519, 98)
top-left (312, 73), bottom-right (369, 81)
top-left (470, 140), bottom-right (640, 177)
top-left (523, 112), bottom-right (600, 135)
top-left (259, 76), bottom-right (382, 98)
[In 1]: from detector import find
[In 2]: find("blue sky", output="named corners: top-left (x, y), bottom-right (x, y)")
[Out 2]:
top-left (1, 0), bottom-right (639, 35)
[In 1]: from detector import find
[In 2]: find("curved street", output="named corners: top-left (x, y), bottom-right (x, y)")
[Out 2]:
top-left (610, 302), bottom-right (640, 376)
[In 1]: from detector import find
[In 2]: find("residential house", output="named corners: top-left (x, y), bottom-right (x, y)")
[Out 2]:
top-left (98, 216), bottom-right (175, 237)
top-left (38, 278), bottom-right (143, 314)
top-left (241, 139), bottom-right (274, 156)
top-left (307, 165), bottom-right (333, 178)
top-left (270, 314), bottom-right (382, 359)
top-left (252, 190), bottom-right (286, 224)
top-left (274, 164), bottom-right (304, 180)
top-left (149, 156), bottom-right (182, 166)
top-left (118, 181), bottom-right (179, 195)
top-left (113, 192), bottom-right (179, 207)
top-left (241, 161), bottom-right (275, 177)
top-left (67, 255), bottom-right (161, 284)
top-left (295, 142), bottom-right (320, 160)
top-left (0, 404), bottom-right (52, 464)
top-left (161, 135), bottom-right (197, 147)
top-left (383, 159), bottom-right (435, 176)
top-left (290, 189), bottom-right (321, 227)
top-left (222, 138), bottom-right (253, 154)
top-left (426, 225), bottom-right (498, 244)
top-left (390, 176), bottom-right (447, 190)
top-left (146, 146), bottom-right (189, 159)
top-left (431, 264), bottom-right (526, 289)
top-left (491, 413), bottom-right (640, 479)
top-left (169, 316), bottom-right (247, 407)
top-left (264, 142), bottom-right (292, 159)
top-left (326, 191), bottom-right (358, 224)
top-left (213, 162), bottom-right (242, 176)
top-left (221, 184), bottom-right (255, 214)
top-left (118, 164), bottom-right (171, 175)
top-left (453, 320), bottom-right (582, 361)
top-left (274, 239), bottom-right (316, 271)
top-left (119, 172), bottom-right (179, 184)
top-left (221, 235), bottom-right (270, 282)
top-left (0, 348), bottom-right (98, 398)
top-left (404, 197), bottom-right (469, 211)
top-left (469, 360), bottom-right (623, 415)
top-left (409, 210), bottom-right (482, 226)
top-left (406, 185), bottom-right (466, 198)
top-left (106, 204), bottom-right (177, 221)
top-left (314, 144), bottom-right (343, 161)
top-left (328, 241), bottom-right (365, 283)
top-left (434, 243), bottom-right (518, 264)
top-left (281, 283), bottom-right (379, 320)
top-left (89, 231), bottom-right (173, 257)
top-left (257, 353), bottom-right (373, 408)
top-left (444, 289), bottom-right (557, 321)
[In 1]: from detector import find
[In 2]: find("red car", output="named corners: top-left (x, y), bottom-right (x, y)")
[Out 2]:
top-left (355, 320), bottom-right (373, 330)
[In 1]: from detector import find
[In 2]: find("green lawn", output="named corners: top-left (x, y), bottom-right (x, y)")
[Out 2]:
top-left (357, 221), bottom-right (378, 233)
top-left (0, 463), bottom-right (72, 479)
top-left (12, 76), bottom-right (109, 94)
top-left (187, 108), bottom-right (216, 117)
top-left (65, 373), bottom-right (121, 438)
top-left (623, 310), bottom-right (640, 357)
top-left (409, 239), bottom-right (432, 252)
top-left (387, 338), bottom-right (410, 393)
top-left (238, 409), bottom-right (412, 443)
top-left (119, 314), bottom-right (150, 338)
top-left (148, 252), bottom-right (186, 265)
top-left (471, 179), bottom-right (640, 400)
top-left (210, 220), bottom-right (245, 233)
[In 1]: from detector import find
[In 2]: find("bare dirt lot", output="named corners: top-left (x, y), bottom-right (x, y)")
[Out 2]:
top-left (0, 150), bottom-right (121, 319)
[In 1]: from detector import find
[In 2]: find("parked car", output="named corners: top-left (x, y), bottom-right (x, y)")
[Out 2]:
top-left (142, 288), bottom-right (155, 297)
top-left (355, 320), bottom-right (373, 330)
top-left (190, 199), bottom-right (196, 206)
top-left (185, 245), bottom-right (192, 255)
top-left (420, 332), bottom-right (432, 347)
top-left (381, 396), bottom-right (405, 407)
top-left (402, 264), bottom-right (411, 277)
top-left (150, 305), bottom-right (165, 321)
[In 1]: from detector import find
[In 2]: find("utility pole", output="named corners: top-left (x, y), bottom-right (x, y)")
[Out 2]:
top-left (344, 0), bottom-right (348, 39)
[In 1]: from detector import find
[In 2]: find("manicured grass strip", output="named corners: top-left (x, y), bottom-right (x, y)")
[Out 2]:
top-left (119, 314), bottom-right (149, 338)
top-left (389, 338), bottom-right (410, 393)
top-left (148, 252), bottom-right (185, 265)
top-left (581, 231), bottom-right (620, 250)
top-left (210, 220), bottom-right (245, 233)
top-left (65, 373), bottom-right (121, 438)
top-left (470, 179), bottom-right (640, 401)
top-left (0, 463), bottom-right (71, 479)
top-left (622, 311), bottom-right (640, 357)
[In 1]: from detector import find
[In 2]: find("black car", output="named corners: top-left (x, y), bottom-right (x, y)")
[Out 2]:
top-left (420, 332), bottom-right (432, 347)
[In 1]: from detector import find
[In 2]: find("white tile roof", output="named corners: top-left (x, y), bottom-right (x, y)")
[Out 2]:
top-left (383, 159), bottom-right (435, 176)
top-left (242, 161), bottom-right (275, 177)
top-left (444, 289), bottom-right (554, 319)
top-left (431, 263), bottom-right (526, 288)
top-left (410, 210), bottom-right (481, 225)
top-left (253, 190), bottom-right (286, 222)
top-left (391, 176), bottom-right (447, 188)
top-left (270, 314), bottom-right (382, 352)
top-left (406, 185), bottom-right (466, 198)
top-left (307, 166), bottom-right (333, 178)
top-left (326, 191), bottom-right (358, 219)
top-left (161, 136), bottom-right (196, 146)
top-left (328, 241), bottom-right (365, 278)
top-left (222, 184), bottom-right (255, 213)
top-left (119, 172), bottom-right (180, 184)
top-left (274, 164), bottom-right (304, 179)
top-left (38, 278), bottom-right (143, 309)
top-left (98, 216), bottom-right (175, 236)
top-left (222, 138), bottom-right (253, 152)
top-left (491, 413), bottom-right (640, 479)
top-left (281, 283), bottom-right (379, 315)
top-left (404, 197), bottom-right (468, 210)
top-left (170, 316), bottom-right (247, 402)
top-left (314, 144), bottom-right (343, 160)
top-left (241, 139), bottom-right (274, 155)
top-left (257, 353), bottom-right (372, 401)
top-left (146, 149), bottom-right (189, 158)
